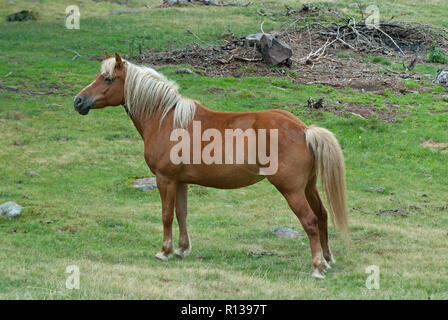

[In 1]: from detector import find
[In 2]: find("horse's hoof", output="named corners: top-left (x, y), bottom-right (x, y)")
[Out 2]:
top-left (155, 251), bottom-right (173, 261)
top-left (325, 254), bottom-right (336, 264)
top-left (323, 259), bottom-right (331, 271)
top-left (173, 247), bottom-right (190, 259)
top-left (312, 269), bottom-right (326, 279)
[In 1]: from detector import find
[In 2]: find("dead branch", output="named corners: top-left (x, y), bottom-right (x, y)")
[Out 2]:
top-left (187, 29), bottom-right (211, 46)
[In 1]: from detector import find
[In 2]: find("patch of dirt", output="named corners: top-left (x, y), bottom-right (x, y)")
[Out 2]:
top-left (131, 16), bottom-right (448, 122)
top-left (377, 209), bottom-right (409, 217)
top-left (137, 24), bottom-right (444, 94)
top-left (309, 101), bottom-right (407, 122)
top-left (421, 139), bottom-right (448, 153)
top-left (202, 87), bottom-right (238, 95)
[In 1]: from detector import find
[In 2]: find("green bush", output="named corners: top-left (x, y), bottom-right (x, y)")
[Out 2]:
top-left (426, 41), bottom-right (447, 64)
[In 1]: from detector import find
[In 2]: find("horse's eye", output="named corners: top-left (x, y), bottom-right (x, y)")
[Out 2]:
top-left (104, 77), bottom-right (113, 84)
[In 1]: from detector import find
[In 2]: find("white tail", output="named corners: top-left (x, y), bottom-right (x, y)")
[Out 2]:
top-left (305, 125), bottom-right (349, 241)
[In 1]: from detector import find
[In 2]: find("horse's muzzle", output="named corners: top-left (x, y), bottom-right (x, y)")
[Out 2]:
top-left (74, 95), bottom-right (94, 115)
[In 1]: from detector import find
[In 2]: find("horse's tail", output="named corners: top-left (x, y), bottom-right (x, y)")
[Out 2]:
top-left (305, 125), bottom-right (349, 242)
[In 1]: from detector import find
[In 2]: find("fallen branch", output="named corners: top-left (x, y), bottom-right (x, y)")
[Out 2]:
top-left (65, 49), bottom-right (81, 60)
top-left (187, 29), bottom-right (211, 46)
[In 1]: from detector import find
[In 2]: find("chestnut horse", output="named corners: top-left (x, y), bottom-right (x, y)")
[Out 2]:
top-left (74, 52), bottom-right (349, 279)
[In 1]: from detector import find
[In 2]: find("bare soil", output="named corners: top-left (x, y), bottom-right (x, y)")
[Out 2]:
top-left (122, 22), bottom-right (447, 122)
top-left (137, 25), bottom-right (445, 95)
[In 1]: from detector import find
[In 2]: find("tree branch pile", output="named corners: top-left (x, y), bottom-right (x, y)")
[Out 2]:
top-left (161, 0), bottom-right (252, 7)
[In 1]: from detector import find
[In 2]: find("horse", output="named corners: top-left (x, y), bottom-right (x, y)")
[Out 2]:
top-left (74, 51), bottom-right (349, 279)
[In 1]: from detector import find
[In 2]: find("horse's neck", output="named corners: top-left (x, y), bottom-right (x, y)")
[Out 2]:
top-left (125, 105), bottom-right (167, 143)
top-left (125, 105), bottom-right (149, 140)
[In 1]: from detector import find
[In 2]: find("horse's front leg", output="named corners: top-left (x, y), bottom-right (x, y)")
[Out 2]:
top-left (174, 183), bottom-right (191, 259)
top-left (155, 175), bottom-right (177, 261)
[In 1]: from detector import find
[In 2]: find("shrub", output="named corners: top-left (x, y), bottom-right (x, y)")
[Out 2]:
top-left (426, 41), bottom-right (447, 64)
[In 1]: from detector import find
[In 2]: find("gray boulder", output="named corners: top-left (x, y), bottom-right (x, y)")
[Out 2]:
top-left (269, 227), bottom-right (302, 239)
top-left (434, 69), bottom-right (448, 85)
top-left (0, 201), bottom-right (23, 219)
top-left (132, 177), bottom-right (157, 192)
top-left (259, 34), bottom-right (292, 66)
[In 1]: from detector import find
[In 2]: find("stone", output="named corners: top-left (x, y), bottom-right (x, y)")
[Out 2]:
top-left (434, 69), bottom-right (448, 85)
top-left (363, 186), bottom-right (385, 193)
top-left (259, 34), bottom-right (292, 66)
top-left (26, 171), bottom-right (39, 177)
top-left (112, 9), bottom-right (141, 14)
top-left (0, 83), bottom-right (19, 91)
top-left (269, 227), bottom-right (302, 239)
top-left (245, 33), bottom-right (265, 46)
top-left (6, 10), bottom-right (38, 22)
top-left (174, 68), bottom-right (198, 76)
top-left (247, 249), bottom-right (274, 256)
top-left (132, 177), bottom-right (157, 192)
top-left (0, 201), bottom-right (23, 219)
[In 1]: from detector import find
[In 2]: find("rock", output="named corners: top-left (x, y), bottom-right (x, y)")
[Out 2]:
top-left (174, 68), bottom-right (198, 76)
top-left (247, 249), bottom-right (274, 256)
top-left (245, 33), bottom-right (265, 46)
top-left (307, 97), bottom-right (324, 109)
top-left (132, 177), bottom-right (157, 192)
top-left (363, 186), bottom-right (385, 193)
top-left (162, 0), bottom-right (191, 6)
top-left (26, 171), bottom-right (39, 177)
top-left (434, 69), bottom-right (448, 84)
top-left (0, 83), bottom-right (19, 91)
top-left (6, 10), bottom-right (38, 22)
top-left (259, 34), bottom-right (292, 66)
top-left (269, 227), bottom-right (302, 239)
top-left (109, 225), bottom-right (125, 230)
top-left (0, 201), bottom-right (23, 219)
top-left (112, 9), bottom-right (141, 14)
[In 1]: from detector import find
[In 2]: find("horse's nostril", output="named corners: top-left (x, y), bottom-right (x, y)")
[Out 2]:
top-left (74, 96), bottom-right (83, 109)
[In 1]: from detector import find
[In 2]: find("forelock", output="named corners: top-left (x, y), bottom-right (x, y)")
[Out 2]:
top-left (101, 58), bottom-right (116, 77)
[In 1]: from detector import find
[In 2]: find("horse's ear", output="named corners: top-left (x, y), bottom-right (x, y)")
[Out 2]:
top-left (115, 52), bottom-right (123, 69)
top-left (104, 50), bottom-right (112, 59)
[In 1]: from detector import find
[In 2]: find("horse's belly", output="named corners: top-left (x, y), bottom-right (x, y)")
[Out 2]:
top-left (180, 165), bottom-right (265, 189)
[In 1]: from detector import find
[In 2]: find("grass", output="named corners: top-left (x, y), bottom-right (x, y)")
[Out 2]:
top-left (1, 0), bottom-right (448, 299)
top-left (364, 55), bottom-right (392, 66)
top-left (336, 52), bottom-right (352, 59)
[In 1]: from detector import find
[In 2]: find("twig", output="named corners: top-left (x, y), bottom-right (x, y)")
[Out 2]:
top-left (234, 56), bottom-right (262, 62)
top-left (187, 29), bottom-right (211, 46)
top-left (66, 49), bottom-right (81, 60)
top-left (260, 21), bottom-right (265, 34)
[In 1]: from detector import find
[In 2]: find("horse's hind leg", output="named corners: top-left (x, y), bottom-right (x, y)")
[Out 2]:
top-left (174, 183), bottom-right (191, 259)
top-left (306, 181), bottom-right (335, 264)
top-left (280, 188), bottom-right (331, 279)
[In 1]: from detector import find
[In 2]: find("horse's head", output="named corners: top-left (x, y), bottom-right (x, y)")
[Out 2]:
top-left (74, 51), bottom-right (125, 115)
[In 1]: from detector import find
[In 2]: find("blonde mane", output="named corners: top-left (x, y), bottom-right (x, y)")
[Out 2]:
top-left (101, 58), bottom-right (197, 128)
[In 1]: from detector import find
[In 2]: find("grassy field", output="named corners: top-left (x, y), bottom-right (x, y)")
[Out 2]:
top-left (1, 0), bottom-right (447, 299)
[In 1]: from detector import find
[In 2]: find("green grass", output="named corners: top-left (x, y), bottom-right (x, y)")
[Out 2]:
top-left (336, 52), bottom-right (352, 59)
top-left (1, 0), bottom-right (448, 299)
top-left (364, 55), bottom-right (392, 66)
